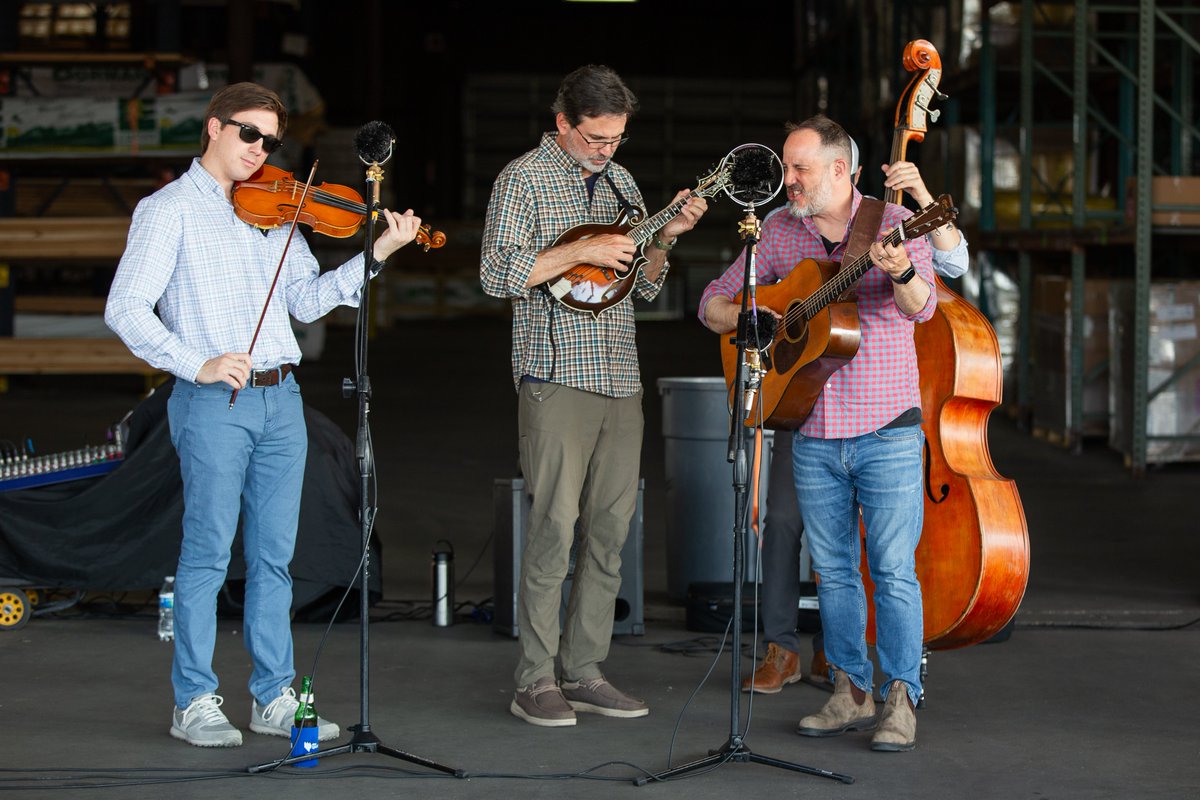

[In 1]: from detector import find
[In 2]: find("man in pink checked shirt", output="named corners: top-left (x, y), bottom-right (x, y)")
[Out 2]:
top-left (699, 114), bottom-right (934, 753)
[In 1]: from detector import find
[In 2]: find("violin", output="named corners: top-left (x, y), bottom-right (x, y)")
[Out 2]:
top-left (227, 159), bottom-right (445, 411)
top-left (231, 164), bottom-right (446, 251)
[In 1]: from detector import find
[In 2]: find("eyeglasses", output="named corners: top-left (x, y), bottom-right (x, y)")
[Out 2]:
top-left (221, 118), bottom-right (284, 154)
top-left (574, 127), bottom-right (630, 151)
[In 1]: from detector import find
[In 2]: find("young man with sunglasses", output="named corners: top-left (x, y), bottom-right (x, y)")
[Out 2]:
top-left (106, 82), bottom-right (422, 747)
top-left (481, 64), bottom-right (707, 727)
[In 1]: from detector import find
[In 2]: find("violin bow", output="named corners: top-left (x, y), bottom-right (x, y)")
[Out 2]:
top-left (229, 159), bottom-right (320, 410)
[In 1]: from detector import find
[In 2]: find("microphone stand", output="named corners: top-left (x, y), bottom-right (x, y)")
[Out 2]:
top-left (636, 206), bottom-right (851, 787)
top-left (249, 157), bottom-right (462, 778)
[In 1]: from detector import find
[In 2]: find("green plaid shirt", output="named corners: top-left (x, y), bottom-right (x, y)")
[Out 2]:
top-left (480, 132), bottom-right (668, 397)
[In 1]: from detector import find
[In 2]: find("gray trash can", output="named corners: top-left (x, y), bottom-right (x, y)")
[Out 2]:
top-left (658, 377), bottom-right (770, 601)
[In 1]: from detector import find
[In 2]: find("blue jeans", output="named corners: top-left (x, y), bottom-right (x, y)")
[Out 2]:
top-left (792, 426), bottom-right (924, 705)
top-left (166, 374), bottom-right (307, 709)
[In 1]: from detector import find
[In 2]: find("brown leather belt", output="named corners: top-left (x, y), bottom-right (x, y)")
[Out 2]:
top-left (249, 363), bottom-right (295, 387)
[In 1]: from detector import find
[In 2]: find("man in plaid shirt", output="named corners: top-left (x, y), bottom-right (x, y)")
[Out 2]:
top-left (706, 141), bottom-right (969, 703)
top-left (481, 65), bottom-right (707, 727)
top-left (701, 115), bottom-right (934, 752)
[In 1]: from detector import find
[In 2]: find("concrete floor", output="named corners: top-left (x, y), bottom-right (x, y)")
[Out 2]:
top-left (2, 317), bottom-right (1198, 799)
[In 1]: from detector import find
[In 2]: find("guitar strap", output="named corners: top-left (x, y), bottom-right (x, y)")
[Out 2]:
top-left (603, 174), bottom-right (644, 224)
top-left (836, 196), bottom-right (886, 302)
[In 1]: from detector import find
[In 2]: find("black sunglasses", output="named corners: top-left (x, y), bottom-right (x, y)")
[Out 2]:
top-left (221, 118), bottom-right (284, 154)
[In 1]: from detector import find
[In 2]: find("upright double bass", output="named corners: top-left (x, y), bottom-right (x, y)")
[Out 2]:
top-left (863, 40), bottom-right (1030, 650)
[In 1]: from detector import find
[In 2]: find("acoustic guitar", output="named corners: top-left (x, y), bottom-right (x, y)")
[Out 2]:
top-left (718, 196), bottom-right (956, 429)
top-left (543, 161), bottom-right (733, 318)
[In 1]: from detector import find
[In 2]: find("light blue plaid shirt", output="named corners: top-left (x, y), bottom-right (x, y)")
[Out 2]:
top-left (106, 158), bottom-right (370, 382)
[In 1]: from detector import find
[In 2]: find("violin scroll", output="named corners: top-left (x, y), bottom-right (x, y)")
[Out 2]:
top-left (415, 224), bottom-right (447, 252)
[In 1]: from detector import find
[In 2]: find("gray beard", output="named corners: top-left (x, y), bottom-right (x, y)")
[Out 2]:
top-left (787, 177), bottom-right (832, 219)
top-left (575, 155), bottom-right (609, 174)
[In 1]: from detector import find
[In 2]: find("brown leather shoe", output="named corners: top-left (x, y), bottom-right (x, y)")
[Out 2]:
top-left (796, 669), bottom-right (877, 737)
top-left (741, 643), bottom-right (802, 694)
top-left (870, 681), bottom-right (916, 751)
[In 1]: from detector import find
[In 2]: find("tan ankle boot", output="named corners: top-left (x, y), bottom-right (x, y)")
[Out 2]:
top-left (870, 680), bottom-right (916, 751)
top-left (796, 669), bottom-right (877, 737)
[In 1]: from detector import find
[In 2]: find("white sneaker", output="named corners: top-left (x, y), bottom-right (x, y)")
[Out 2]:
top-left (250, 686), bottom-right (340, 742)
top-left (170, 694), bottom-right (243, 747)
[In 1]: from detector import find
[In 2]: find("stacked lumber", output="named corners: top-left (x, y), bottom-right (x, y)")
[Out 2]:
top-left (1, 216), bottom-right (130, 260)
top-left (0, 337), bottom-right (153, 375)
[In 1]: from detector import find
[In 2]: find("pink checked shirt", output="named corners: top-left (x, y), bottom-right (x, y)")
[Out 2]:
top-left (698, 188), bottom-right (936, 439)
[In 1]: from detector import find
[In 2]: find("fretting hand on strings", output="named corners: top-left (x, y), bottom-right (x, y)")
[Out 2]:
top-left (372, 208), bottom-right (424, 263)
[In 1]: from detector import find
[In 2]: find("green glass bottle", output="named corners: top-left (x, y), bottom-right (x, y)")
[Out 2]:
top-left (295, 675), bottom-right (318, 729)
top-left (290, 675), bottom-right (319, 767)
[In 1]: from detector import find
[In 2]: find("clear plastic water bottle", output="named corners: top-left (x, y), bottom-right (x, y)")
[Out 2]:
top-left (157, 576), bottom-right (175, 642)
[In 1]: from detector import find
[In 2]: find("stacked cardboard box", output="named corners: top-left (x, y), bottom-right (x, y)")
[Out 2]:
top-left (1125, 177), bottom-right (1200, 227)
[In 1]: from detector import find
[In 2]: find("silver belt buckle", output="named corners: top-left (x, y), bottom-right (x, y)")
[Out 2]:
top-left (250, 369), bottom-right (267, 388)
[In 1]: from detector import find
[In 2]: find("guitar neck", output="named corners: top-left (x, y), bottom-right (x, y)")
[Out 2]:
top-left (801, 226), bottom-right (906, 319)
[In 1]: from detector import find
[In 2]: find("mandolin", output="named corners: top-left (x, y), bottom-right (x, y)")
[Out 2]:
top-left (543, 160), bottom-right (734, 317)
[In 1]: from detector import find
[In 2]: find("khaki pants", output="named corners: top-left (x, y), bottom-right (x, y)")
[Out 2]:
top-left (514, 381), bottom-right (643, 688)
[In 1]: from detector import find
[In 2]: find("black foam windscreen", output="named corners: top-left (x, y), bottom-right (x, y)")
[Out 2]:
top-left (731, 146), bottom-right (775, 187)
top-left (724, 144), bottom-right (783, 207)
top-left (354, 121), bottom-right (395, 165)
top-left (752, 311), bottom-right (778, 346)
top-left (740, 309), bottom-right (778, 347)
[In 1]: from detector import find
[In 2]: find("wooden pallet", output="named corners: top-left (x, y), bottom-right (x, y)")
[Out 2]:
top-left (12, 178), bottom-right (159, 218)
top-left (0, 337), bottom-right (155, 375)
top-left (0, 216), bottom-right (130, 261)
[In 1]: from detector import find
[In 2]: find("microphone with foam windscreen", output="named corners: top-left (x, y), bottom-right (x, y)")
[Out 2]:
top-left (354, 121), bottom-right (395, 215)
top-left (355, 121), bottom-right (395, 167)
top-left (722, 145), bottom-right (785, 422)
top-left (723, 143), bottom-right (784, 209)
top-left (725, 145), bottom-right (782, 332)
top-left (752, 312), bottom-right (777, 348)
top-left (738, 313), bottom-right (779, 419)
top-left (739, 308), bottom-right (778, 349)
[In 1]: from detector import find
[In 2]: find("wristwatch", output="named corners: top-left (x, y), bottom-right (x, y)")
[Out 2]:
top-left (890, 266), bottom-right (917, 285)
top-left (652, 233), bottom-right (677, 252)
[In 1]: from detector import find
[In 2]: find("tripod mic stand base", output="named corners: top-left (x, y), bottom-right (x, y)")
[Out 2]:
top-left (247, 725), bottom-right (466, 776)
top-left (632, 738), bottom-right (853, 786)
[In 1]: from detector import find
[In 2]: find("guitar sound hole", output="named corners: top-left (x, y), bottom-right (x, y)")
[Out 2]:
top-left (783, 304), bottom-right (807, 346)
